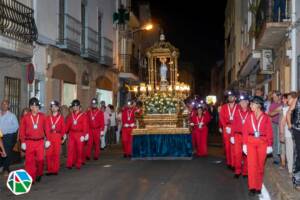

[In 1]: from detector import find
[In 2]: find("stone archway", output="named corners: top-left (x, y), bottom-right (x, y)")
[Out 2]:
top-left (96, 76), bottom-right (113, 90)
top-left (52, 64), bottom-right (76, 84)
top-left (50, 64), bottom-right (77, 107)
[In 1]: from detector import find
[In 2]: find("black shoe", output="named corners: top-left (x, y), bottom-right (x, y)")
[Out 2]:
top-left (86, 157), bottom-right (90, 161)
top-left (248, 189), bottom-right (256, 196)
top-left (36, 176), bottom-right (42, 182)
top-left (256, 190), bottom-right (261, 194)
top-left (46, 172), bottom-right (53, 176)
top-left (100, 148), bottom-right (105, 150)
top-left (53, 173), bottom-right (58, 176)
top-left (234, 174), bottom-right (240, 179)
top-left (243, 175), bottom-right (248, 178)
top-left (123, 154), bottom-right (127, 158)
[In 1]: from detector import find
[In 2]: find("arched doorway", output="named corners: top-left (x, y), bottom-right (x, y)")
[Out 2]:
top-left (52, 64), bottom-right (77, 106)
top-left (95, 76), bottom-right (113, 105)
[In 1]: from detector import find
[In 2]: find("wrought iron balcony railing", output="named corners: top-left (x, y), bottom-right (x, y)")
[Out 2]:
top-left (81, 27), bottom-right (98, 61)
top-left (99, 37), bottom-right (113, 66)
top-left (255, 0), bottom-right (290, 38)
top-left (0, 0), bottom-right (37, 43)
top-left (57, 13), bottom-right (81, 54)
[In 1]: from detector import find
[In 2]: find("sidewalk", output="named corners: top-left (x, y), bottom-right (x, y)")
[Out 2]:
top-left (264, 159), bottom-right (300, 200)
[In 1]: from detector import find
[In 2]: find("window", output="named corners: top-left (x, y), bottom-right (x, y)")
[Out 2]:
top-left (58, 0), bottom-right (65, 43)
top-left (4, 77), bottom-right (21, 117)
top-left (81, 2), bottom-right (86, 52)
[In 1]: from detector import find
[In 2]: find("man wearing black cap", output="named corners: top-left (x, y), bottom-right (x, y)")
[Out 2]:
top-left (19, 97), bottom-right (50, 182)
top-left (219, 90), bottom-right (238, 168)
top-left (45, 100), bottom-right (65, 175)
top-left (86, 98), bottom-right (104, 160)
top-left (65, 99), bottom-right (88, 169)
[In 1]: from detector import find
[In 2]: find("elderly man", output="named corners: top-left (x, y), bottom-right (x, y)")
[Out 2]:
top-left (0, 100), bottom-right (19, 176)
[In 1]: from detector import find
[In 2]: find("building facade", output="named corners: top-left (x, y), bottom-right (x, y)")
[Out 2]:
top-left (225, 0), bottom-right (294, 95)
top-left (32, 0), bottom-right (118, 111)
top-left (0, 0), bottom-right (38, 117)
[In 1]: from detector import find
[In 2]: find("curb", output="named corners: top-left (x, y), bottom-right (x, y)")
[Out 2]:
top-left (264, 159), bottom-right (300, 200)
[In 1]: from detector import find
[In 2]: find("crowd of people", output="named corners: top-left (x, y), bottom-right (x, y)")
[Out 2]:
top-left (0, 97), bottom-right (141, 184)
top-left (1, 88), bottom-right (300, 196)
top-left (215, 89), bottom-right (300, 197)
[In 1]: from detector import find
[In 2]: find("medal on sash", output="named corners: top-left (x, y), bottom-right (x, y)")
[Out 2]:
top-left (239, 110), bottom-right (248, 125)
top-left (197, 116), bottom-right (204, 129)
top-left (90, 110), bottom-right (98, 121)
top-left (127, 109), bottom-right (133, 122)
top-left (228, 104), bottom-right (237, 122)
top-left (251, 114), bottom-right (263, 138)
top-left (50, 114), bottom-right (61, 130)
top-left (72, 113), bottom-right (82, 126)
top-left (31, 114), bottom-right (39, 130)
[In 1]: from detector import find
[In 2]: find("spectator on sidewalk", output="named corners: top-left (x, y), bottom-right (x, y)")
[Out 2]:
top-left (279, 94), bottom-right (289, 170)
top-left (287, 91), bottom-right (300, 189)
top-left (116, 107), bottom-right (122, 144)
top-left (0, 129), bottom-right (7, 159)
top-left (268, 91), bottom-right (282, 165)
top-left (280, 93), bottom-right (294, 175)
top-left (0, 100), bottom-right (19, 177)
top-left (107, 105), bottom-right (117, 146)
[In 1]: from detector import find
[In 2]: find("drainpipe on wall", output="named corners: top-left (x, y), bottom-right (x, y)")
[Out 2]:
top-left (291, 0), bottom-right (297, 91)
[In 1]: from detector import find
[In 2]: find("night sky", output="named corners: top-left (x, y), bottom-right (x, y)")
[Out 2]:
top-left (132, 0), bottom-right (227, 93)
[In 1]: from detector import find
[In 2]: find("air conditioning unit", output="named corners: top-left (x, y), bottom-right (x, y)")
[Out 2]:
top-left (260, 49), bottom-right (274, 74)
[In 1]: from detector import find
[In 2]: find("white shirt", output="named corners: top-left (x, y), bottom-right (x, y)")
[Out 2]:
top-left (0, 110), bottom-right (19, 135)
top-left (282, 106), bottom-right (292, 138)
top-left (110, 112), bottom-right (117, 127)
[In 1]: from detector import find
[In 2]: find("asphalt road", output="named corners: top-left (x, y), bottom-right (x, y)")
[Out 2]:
top-left (0, 145), bottom-right (257, 200)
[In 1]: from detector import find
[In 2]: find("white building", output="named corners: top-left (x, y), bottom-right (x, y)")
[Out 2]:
top-left (32, 0), bottom-right (118, 111)
top-left (0, 0), bottom-right (37, 116)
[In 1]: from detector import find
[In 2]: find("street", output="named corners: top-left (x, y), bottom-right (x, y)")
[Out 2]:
top-left (0, 145), bottom-right (257, 200)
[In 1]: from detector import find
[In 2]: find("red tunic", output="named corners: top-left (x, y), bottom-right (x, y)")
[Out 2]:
top-left (19, 112), bottom-right (48, 143)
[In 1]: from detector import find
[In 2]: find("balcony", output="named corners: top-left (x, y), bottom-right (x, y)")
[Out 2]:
top-left (81, 27), bottom-right (98, 61)
top-left (255, 0), bottom-right (290, 49)
top-left (0, 0), bottom-right (37, 58)
top-left (57, 14), bottom-right (81, 55)
top-left (118, 54), bottom-right (139, 81)
top-left (99, 37), bottom-right (113, 67)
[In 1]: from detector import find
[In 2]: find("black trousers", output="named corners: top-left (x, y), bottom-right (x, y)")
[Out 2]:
top-left (0, 133), bottom-right (17, 172)
top-left (294, 130), bottom-right (300, 171)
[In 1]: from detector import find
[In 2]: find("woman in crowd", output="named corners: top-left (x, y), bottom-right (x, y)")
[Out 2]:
top-left (242, 96), bottom-right (273, 196)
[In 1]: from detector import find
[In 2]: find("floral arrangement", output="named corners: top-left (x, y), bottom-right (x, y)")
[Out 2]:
top-left (144, 93), bottom-right (179, 114)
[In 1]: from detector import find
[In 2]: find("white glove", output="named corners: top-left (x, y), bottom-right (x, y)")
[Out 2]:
top-left (190, 123), bottom-right (194, 126)
top-left (45, 140), bottom-right (51, 149)
top-left (130, 123), bottom-right (135, 128)
top-left (80, 136), bottom-right (85, 142)
top-left (243, 144), bottom-right (247, 155)
top-left (84, 134), bottom-right (89, 141)
top-left (225, 127), bottom-right (231, 134)
top-left (124, 124), bottom-right (129, 128)
top-left (266, 146), bottom-right (273, 154)
top-left (21, 143), bottom-right (26, 151)
top-left (219, 128), bottom-right (222, 133)
top-left (230, 137), bottom-right (235, 144)
top-left (100, 131), bottom-right (104, 136)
